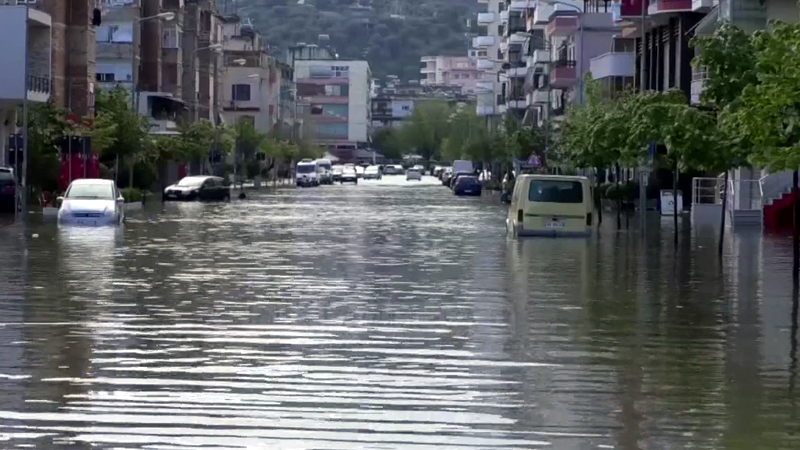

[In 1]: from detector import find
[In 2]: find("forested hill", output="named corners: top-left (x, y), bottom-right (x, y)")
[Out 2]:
top-left (236, 0), bottom-right (479, 80)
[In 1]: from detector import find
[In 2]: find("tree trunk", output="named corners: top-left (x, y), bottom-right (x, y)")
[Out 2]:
top-left (673, 161), bottom-right (679, 248)
top-left (718, 171), bottom-right (729, 258)
top-left (128, 157), bottom-right (134, 189)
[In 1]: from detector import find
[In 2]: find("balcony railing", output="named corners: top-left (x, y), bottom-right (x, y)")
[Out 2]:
top-left (27, 74), bottom-right (51, 94)
top-left (477, 12), bottom-right (497, 25)
top-left (550, 60), bottom-right (577, 88)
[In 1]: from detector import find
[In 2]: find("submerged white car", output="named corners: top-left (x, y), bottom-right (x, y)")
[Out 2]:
top-left (58, 179), bottom-right (124, 226)
top-left (406, 168), bottom-right (422, 181)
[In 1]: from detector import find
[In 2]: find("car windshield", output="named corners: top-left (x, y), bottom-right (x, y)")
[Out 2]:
top-left (297, 165), bottom-right (316, 174)
top-left (457, 177), bottom-right (478, 186)
top-left (177, 177), bottom-right (205, 187)
top-left (318, 163), bottom-right (332, 170)
top-left (66, 183), bottom-right (114, 200)
top-left (528, 180), bottom-right (583, 203)
top-left (343, 167), bottom-right (356, 173)
top-left (0, 170), bottom-right (13, 181)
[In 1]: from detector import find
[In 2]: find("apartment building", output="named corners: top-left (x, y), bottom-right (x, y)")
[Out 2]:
top-left (474, 0), bottom-right (504, 117)
top-left (0, 0), bottom-right (96, 167)
top-left (419, 56), bottom-right (483, 94)
top-left (293, 60), bottom-right (371, 161)
top-left (183, 0), bottom-right (223, 122)
top-left (220, 14), bottom-right (295, 137)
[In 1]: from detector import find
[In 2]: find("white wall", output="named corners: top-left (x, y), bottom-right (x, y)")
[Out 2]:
top-left (96, 61), bottom-right (133, 82)
top-left (221, 65), bottom-right (272, 133)
top-left (0, 8), bottom-right (28, 102)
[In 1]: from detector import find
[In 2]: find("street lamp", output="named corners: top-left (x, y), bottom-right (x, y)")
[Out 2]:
top-left (130, 12), bottom-right (176, 111)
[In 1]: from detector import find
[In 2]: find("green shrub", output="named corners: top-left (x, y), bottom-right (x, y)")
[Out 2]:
top-left (623, 181), bottom-right (640, 202)
top-left (121, 187), bottom-right (143, 203)
top-left (604, 183), bottom-right (625, 201)
top-left (594, 182), bottom-right (613, 201)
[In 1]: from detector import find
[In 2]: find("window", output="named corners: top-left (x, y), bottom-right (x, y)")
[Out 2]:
top-left (315, 123), bottom-right (348, 137)
top-left (96, 73), bottom-right (116, 82)
top-left (528, 180), bottom-right (584, 203)
top-left (320, 104), bottom-right (348, 118)
top-left (232, 84), bottom-right (251, 101)
top-left (401, 105), bottom-right (410, 111)
top-left (109, 24), bottom-right (133, 43)
top-left (162, 27), bottom-right (181, 49)
top-left (324, 85), bottom-right (349, 96)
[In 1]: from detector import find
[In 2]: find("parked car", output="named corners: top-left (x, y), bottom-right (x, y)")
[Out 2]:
top-left (412, 164), bottom-right (426, 176)
top-left (355, 165), bottom-right (366, 178)
top-left (406, 168), bottom-right (422, 181)
top-left (58, 179), bottom-right (124, 226)
top-left (364, 165), bottom-right (382, 180)
top-left (441, 168), bottom-right (453, 186)
top-left (0, 167), bottom-right (16, 213)
top-left (341, 166), bottom-right (358, 183)
top-left (332, 165), bottom-right (344, 182)
top-left (315, 159), bottom-right (334, 185)
top-left (432, 166), bottom-right (444, 177)
top-left (453, 175), bottom-right (482, 196)
top-left (164, 176), bottom-right (231, 201)
top-left (382, 165), bottom-right (397, 175)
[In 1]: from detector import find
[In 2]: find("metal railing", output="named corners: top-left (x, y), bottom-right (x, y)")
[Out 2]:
top-left (692, 176), bottom-right (723, 205)
top-left (759, 170), bottom-right (795, 204)
top-left (728, 179), bottom-right (762, 212)
top-left (27, 74), bottom-right (51, 94)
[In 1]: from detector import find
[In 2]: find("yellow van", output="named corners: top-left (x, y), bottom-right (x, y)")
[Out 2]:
top-left (506, 174), bottom-right (593, 237)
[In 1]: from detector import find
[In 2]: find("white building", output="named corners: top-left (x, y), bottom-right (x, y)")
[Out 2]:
top-left (293, 60), bottom-right (371, 159)
top-left (0, 4), bottom-right (52, 168)
top-left (474, 0), bottom-right (503, 117)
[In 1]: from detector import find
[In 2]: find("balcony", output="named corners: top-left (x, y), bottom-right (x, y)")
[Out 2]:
top-left (509, 33), bottom-right (527, 45)
top-left (648, 0), bottom-right (693, 15)
top-left (532, 3), bottom-right (555, 24)
top-left (509, 0), bottom-right (533, 11)
top-left (473, 35), bottom-right (497, 48)
top-left (528, 88), bottom-right (549, 104)
top-left (507, 66), bottom-right (529, 78)
top-left (0, 6), bottom-right (52, 105)
top-left (531, 49), bottom-right (550, 66)
top-left (611, 0), bottom-right (644, 21)
top-left (97, 42), bottom-right (135, 60)
top-left (420, 65), bottom-right (436, 74)
top-left (476, 58), bottom-right (495, 70)
top-left (692, 0), bottom-right (713, 11)
top-left (477, 104), bottom-right (497, 116)
top-left (589, 52), bottom-right (635, 79)
top-left (508, 17), bottom-right (526, 34)
top-left (508, 98), bottom-right (527, 109)
top-left (546, 14), bottom-right (579, 37)
top-left (477, 12), bottom-right (497, 25)
top-left (550, 59), bottom-right (577, 88)
top-left (139, 92), bottom-right (184, 135)
top-left (500, 41), bottom-right (509, 53)
top-left (500, 10), bottom-right (509, 23)
top-left (477, 81), bottom-right (495, 92)
top-left (421, 56), bottom-right (437, 62)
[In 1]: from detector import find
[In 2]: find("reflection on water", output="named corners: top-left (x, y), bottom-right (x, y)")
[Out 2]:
top-left (0, 180), bottom-right (798, 449)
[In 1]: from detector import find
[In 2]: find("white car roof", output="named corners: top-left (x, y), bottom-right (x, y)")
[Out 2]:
top-left (70, 178), bottom-right (114, 185)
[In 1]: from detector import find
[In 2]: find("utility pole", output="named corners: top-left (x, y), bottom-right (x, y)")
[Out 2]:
top-left (639, 0), bottom-right (648, 235)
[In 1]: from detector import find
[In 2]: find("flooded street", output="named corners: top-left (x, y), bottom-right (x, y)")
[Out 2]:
top-left (1, 176), bottom-right (799, 449)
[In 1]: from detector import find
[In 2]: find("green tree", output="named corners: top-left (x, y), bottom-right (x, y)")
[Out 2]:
top-left (399, 101), bottom-right (451, 161)
top-left (177, 119), bottom-right (216, 165)
top-left (371, 127), bottom-right (404, 161)
top-left (26, 101), bottom-right (70, 193)
top-left (95, 86), bottom-right (149, 186)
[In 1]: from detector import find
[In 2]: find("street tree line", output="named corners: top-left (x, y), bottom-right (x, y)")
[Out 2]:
top-left (24, 85), bottom-right (320, 196)
top-left (372, 100), bottom-right (553, 181)
top-left (557, 21), bottom-right (800, 246)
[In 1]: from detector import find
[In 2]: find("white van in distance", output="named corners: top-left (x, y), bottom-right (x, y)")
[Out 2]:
top-left (296, 160), bottom-right (319, 187)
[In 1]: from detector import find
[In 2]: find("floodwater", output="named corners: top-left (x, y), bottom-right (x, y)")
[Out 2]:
top-left (0, 175), bottom-right (798, 449)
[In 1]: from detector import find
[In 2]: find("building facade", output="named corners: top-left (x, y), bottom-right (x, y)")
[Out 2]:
top-left (293, 60), bottom-right (371, 159)
top-left (474, 0), bottom-right (504, 117)
top-left (419, 55), bottom-right (483, 94)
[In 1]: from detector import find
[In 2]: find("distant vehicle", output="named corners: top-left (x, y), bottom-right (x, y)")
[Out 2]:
top-left (406, 168), bottom-right (422, 181)
top-left (355, 165), bottom-right (365, 178)
top-left (58, 179), bottom-right (124, 225)
top-left (453, 175), bottom-right (482, 196)
top-left (0, 167), bottom-right (16, 213)
top-left (164, 175), bottom-right (230, 201)
top-left (432, 166), bottom-right (444, 177)
top-left (382, 165), bottom-right (397, 175)
top-left (296, 161), bottom-right (319, 187)
top-left (364, 165), bottom-right (382, 180)
top-left (412, 164), bottom-right (426, 175)
top-left (441, 167), bottom-right (453, 186)
top-left (315, 159), bottom-right (334, 185)
top-left (340, 166), bottom-right (358, 183)
top-left (506, 174), bottom-right (593, 237)
top-left (452, 160), bottom-right (474, 176)
top-left (332, 165), bottom-right (344, 182)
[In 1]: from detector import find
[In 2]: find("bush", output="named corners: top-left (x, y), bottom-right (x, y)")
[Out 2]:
top-left (121, 187), bottom-right (143, 203)
top-left (623, 181), bottom-right (640, 202)
top-left (594, 182), bottom-right (613, 201)
top-left (604, 183), bottom-right (625, 201)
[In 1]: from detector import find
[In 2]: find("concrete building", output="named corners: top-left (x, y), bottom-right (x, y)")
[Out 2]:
top-left (182, 0), bottom-right (223, 123)
top-left (371, 96), bottom-right (414, 128)
top-left (419, 55), bottom-right (483, 94)
top-left (474, 0), bottom-right (504, 117)
top-left (1, 0), bottom-right (95, 168)
top-left (294, 59), bottom-right (371, 160)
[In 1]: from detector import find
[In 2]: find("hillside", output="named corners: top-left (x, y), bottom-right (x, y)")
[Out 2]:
top-left (236, 0), bottom-right (479, 80)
